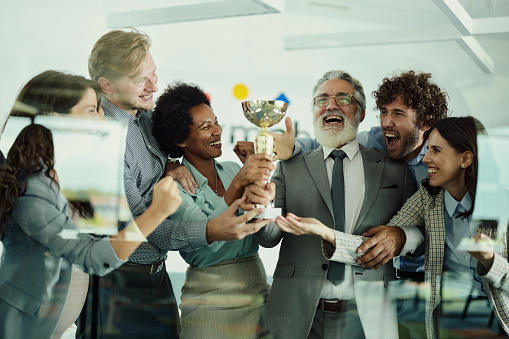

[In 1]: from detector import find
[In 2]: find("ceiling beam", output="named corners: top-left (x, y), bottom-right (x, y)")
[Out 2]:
top-left (284, 24), bottom-right (494, 74)
top-left (457, 36), bottom-right (495, 73)
top-left (431, 0), bottom-right (473, 35)
top-left (285, 26), bottom-right (461, 50)
top-left (472, 16), bottom-right (509, 35)
top-left (107, 0), bottom-right (283, 28)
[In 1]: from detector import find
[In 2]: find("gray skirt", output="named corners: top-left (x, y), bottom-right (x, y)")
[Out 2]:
top-left (179, 254), bottom-right (270, 339)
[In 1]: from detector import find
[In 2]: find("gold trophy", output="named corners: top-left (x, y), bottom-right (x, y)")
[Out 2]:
top-left (241, 100), bottom-right (288, 218)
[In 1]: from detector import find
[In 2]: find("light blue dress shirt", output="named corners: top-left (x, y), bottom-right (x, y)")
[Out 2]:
top-left (443, 191), bottom-right (483, 294)
top-left (173, 158), bottom-right (259, 268)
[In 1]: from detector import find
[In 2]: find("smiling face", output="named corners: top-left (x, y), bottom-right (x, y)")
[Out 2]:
top-left (380, 96), bottom-right (427, 161)
top-left (423, 129), bottom-right (471, 199)
top-left (105, 51), bottom-right (158, 116)
top-left (69, 88), bottom-right (103, 117)
top-left (312, 79), bottom-right (365, 149)
top-left (181, 104), bottom-right (222, 162)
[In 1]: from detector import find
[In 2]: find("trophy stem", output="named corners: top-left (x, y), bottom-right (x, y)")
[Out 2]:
top-left (254, 126), bottom-right (274, 155)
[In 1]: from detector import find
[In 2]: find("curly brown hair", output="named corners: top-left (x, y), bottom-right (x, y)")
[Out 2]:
top-left (372, 71), bottom-right (449, 127)
top-left (152, 82), bottom-right (211, 158)
top-left (0, 124), bottom-right (56, 238)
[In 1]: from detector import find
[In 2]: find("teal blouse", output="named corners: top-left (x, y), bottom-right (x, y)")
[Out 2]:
top-left (172, 158), bottom-right (259, 268)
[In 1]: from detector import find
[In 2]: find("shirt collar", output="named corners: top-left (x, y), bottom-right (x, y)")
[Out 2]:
top-left (101, 97), bottom-right (145, 125)
top-left (407, 139), bottom-right (428, 166)
top-left (444, 189), bottom-right (472, 218)
top-left (181, 157), bottom-right (224, 188)
top-left (322, 138), bottom-right (360, 161)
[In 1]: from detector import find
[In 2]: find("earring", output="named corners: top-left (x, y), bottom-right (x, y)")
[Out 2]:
top-left (461, 164), bottom-right (465, 168)
top-left (178, 143), bottom-right (186, 147)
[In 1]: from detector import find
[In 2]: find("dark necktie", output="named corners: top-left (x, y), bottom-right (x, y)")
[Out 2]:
top-left (327, 149), bottom-right (347, 285)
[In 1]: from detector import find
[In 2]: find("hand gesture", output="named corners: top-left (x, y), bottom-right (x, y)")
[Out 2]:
top-left (151, 176), bottom-right (182, 218)
top-left (241, 182), bottom-right (275, 211)
top-left (468, 233), bottom-right (495, 271)
top-left (164, 162), bottom-right (198, 194)
top-left (233, 141), bottom-right (255, 164)
top-left (275, 213), bottom-right (332, 240)
top-left (234, 153), bottom-right (275, 187)
top-left (355, 225), bottom-right (406, 269)
top-left (269, 117), bottom-right (295, 161)
top-left (207, 196), bottom-right (272, 242)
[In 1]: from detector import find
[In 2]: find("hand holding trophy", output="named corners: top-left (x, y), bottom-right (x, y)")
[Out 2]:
top-left (241, 100), bottom-right (288, 218)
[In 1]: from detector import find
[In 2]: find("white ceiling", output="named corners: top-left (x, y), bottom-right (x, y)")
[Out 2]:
top-left (0, 0), bottom-right (508, 130)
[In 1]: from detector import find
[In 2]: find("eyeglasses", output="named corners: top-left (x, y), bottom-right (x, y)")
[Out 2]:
top-left (313, 94), bottom-right (356, 107)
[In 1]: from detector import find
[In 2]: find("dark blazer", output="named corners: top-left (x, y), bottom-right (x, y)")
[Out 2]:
top-left (0, 171), bottom-right (124, 339)
top-left (256, 144), bottom-right (417, 339)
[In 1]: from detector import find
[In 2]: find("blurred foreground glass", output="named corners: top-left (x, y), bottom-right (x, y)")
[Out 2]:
top-left (0, 115), bottom-right (144, 240)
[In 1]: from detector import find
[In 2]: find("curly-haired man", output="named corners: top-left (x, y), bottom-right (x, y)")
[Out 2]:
top-left (373, 70), bottom-right (448, 164)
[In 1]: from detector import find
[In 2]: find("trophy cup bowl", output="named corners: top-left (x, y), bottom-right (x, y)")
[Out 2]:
top-left (241, 100), bottom-right (288, 219)
top-left (242, 100), bottom-right (288, 129)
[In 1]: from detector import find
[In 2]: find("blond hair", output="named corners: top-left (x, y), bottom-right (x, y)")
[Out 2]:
top-left (88, 28), bottom-right (151, 82)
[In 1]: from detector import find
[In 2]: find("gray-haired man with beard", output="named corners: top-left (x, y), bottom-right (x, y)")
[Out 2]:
top-left (249, 70), bottom-right (420, 338)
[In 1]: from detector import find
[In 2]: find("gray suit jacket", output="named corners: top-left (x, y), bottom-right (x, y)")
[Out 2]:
top-left (256, 145), bottom-right (417, 339)
top-left (0, 171), bottom-right (123, 339)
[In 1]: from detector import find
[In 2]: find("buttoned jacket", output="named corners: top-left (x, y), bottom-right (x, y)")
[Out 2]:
top-left (255, 145), bottom-right (416, 339)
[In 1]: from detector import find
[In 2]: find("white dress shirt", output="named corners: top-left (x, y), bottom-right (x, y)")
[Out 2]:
top-left (320, 139), bottom-right (365, 300)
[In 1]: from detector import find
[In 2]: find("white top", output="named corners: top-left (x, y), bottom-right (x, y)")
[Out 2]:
top-left (320, 139), bottom-right (365, 300)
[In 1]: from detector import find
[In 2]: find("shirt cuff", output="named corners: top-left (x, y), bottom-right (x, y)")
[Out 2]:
top-left (321, 231), bottom-right (365, 266)
top-left (187, 219), bottom-right (210, 249)
top-left (478, 252), bottom-right (507, 287)
top-left (398, 226), bottom-right (425, 257)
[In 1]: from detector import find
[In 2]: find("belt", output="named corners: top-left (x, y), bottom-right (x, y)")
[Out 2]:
top-left (118, 259), bottom-right (165, 275)
top-left (317, 298), bottom-right (347, 313)
top-left (395, 269), bottom-right (425, 281)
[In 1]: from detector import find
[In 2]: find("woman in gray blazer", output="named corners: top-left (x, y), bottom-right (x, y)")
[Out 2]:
top-left (0, 71), bottom-right (183, 339)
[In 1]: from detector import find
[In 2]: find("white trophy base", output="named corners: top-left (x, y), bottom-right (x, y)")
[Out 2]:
top-left (255, 206), bottom-right (281, 219)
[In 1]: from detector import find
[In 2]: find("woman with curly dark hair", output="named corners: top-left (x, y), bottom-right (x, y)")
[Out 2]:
top-left (152, 81), bottom-right (274, 339)
top-left (0, 71), bottom-right (182, 339)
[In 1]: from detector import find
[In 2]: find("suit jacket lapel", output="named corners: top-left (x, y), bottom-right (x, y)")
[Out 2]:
top-left (355, 146), bottom-right (383, 230)
top-left (304, 146), bottom-right (334, 216)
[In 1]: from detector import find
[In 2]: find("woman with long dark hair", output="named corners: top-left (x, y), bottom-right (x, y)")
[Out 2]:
top-left (0, 71), bottom-right (182, 339)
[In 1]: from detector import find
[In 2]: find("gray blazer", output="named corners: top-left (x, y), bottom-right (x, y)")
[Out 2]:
top-left (256, 145), bottom-right (417, 339)
top-left (0, 171), bottom-right (124, 339)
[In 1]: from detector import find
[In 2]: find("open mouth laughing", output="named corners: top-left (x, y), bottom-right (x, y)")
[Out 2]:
top-left (209, 140), bottom-right (221, 148)
top-left (384, 131), bottom-right (400, 151)
top-left (321, 112), bottom-right (345, 128)
top-left (427, 167), bottom-right (438, 177)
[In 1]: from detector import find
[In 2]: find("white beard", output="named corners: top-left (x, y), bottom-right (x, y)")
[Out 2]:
top-left (313, 110), bottom-right (360, 149)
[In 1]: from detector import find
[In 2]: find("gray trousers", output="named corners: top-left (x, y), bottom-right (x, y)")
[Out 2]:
top-left (308, 300), bottom-right (366, 339)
